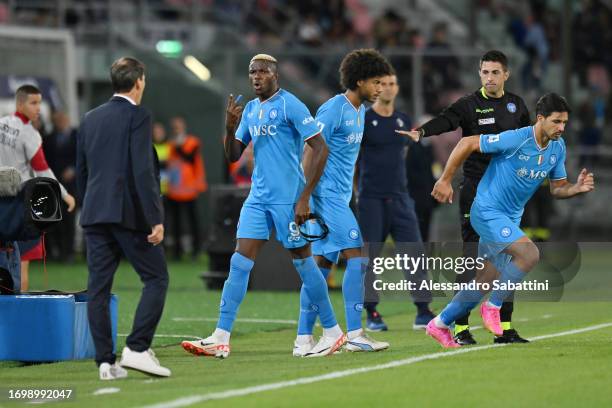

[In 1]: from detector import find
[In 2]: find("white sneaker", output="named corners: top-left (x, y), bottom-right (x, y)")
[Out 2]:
top-left (119, 347), bottom-right (171, 377)
top-left (181, 336), bottom-right (230, 359)
top-left (345, 331), bottom-right (389, 352)
top-left (304, 333), bottom-right (346, 358)
top-left (99, 362), bottom-right (128, 380)
top-left (293, 337), bottom-right (316, 357)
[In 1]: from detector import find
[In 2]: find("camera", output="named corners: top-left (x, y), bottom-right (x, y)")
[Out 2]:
top-left (0, 169), bottom-right (63, 294)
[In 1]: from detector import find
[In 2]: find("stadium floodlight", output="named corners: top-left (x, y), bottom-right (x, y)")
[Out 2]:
top-left (183, 55), bottom-right (211, 81)
top-left (156, 40), bottom-right (183, 58)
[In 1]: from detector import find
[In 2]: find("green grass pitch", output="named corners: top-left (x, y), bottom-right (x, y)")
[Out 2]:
top-left (1, 258), bottom-right (611, 407)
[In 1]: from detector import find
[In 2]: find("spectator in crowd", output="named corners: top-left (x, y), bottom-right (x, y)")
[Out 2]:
top-left (423, 22), bottom-right (461, 113)
top-left (43, 111), bottom-right (78, 262)
top-left (229, 144), bottom-right (254, 187)
top-left (152, 122), bottom-right (170, 197)
top-left (521, 11), bottom-right (549, 91)
top-left (166, 116), bottom-right (207, 260)
top-left (153, 121), bottom-right (171, 251)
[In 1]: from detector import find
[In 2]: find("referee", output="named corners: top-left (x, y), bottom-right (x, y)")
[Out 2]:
top-left (401, 50), bottom-right (530, 344)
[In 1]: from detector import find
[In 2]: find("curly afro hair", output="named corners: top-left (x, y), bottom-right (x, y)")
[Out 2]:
top-left (339, 49), bottom-right (394, 91)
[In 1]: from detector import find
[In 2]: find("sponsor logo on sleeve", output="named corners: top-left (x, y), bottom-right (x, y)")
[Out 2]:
top-left (487, 134), bottom-right (500, 143)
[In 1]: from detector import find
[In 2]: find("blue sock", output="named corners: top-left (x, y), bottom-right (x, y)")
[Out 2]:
top-left (439, 289), bottom-right (484, 326)
top-left (293, 257), bottom-right (337, 329)
top-left (297, 267), bottom-right (331, 335)
top-left (343, 257), bottom-right (368, 332)
top-left (217, 252), bottom-right (254, 332)
top-left (489, 261), bottom-right (526, 307)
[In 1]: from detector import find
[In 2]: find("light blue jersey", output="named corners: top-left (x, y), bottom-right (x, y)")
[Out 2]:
top-left (235, 88), bottom-right (321, 204)
top-left (476, 125), bottom-right (567, 219)
top-left (313, 94), bottom-right (366, 203)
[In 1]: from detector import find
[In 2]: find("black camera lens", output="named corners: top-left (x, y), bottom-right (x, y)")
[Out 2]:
top-left (30, 183), bottom-right (59, 221)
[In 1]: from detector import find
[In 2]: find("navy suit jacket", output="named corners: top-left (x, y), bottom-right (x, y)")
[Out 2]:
top-left (76, 96), bottom-right (162, 232)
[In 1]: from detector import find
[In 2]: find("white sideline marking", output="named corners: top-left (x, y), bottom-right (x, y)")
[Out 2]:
top-left (172, 317), bottom-right (298, 325)
top-left (93, 387), bottom-right (121, 396)
top-left (141, 322), bottom-right (612, 408)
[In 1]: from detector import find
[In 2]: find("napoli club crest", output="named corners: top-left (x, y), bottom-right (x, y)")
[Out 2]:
top-left (507, 102), bottom-right (517, 113)
top-left (550, 154), bottom-right (557, 165)
top-left (349, 229), bottom-right (360, 240)
top-left (500, 227), bottom-right (512, 238)
top-left (372, 120), bottom-right (378, 127)
top-left (269, 108), bottom-right (278, 119)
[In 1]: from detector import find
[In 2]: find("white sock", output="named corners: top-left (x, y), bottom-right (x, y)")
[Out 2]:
top-left (322, 324), bottom-right (342, 338)
top-left (433, 316), bottom-right (448, 329)
top-left (213, 328), bottom-right (231, 343)
top-left (347, 329), bottom-right (363, 340)
top-left (295, 334), bottom-right (313, 345)
top-left (487, 301), bottom-right (502, 310)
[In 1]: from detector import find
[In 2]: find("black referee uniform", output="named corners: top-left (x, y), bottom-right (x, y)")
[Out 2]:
top-left (418, 87), bottom-right (530, 334)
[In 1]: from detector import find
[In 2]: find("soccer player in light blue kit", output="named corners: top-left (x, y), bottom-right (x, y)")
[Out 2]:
top-left (294, 49), bottom-right (394, 356)
top-left (181, 54), bottom-right (345, 358)
top-left (424, 93), bottom-right (595, 348)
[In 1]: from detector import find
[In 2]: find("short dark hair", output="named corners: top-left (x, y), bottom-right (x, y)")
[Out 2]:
top-left (339, 49), bottom-right (393, 90)
top-left (480, 50), bottom-right (509, 71)
top-left (15, 85), bottom-right (41, 103)
top-left (535, 93), bottom-right (571, 117)
top-left (110, 57), bottom-right (145, 92)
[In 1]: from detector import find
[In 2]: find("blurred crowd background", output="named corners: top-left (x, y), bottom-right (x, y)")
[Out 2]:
top-left (1, 0), bottom-right (611, 262)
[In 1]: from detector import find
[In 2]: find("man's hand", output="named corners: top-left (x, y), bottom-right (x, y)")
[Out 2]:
top-left (225, 94), bottom-right (244, 133)
top-left (431, 179), bottom-right (453, 203)
top-left (395, 129), bottom-right (421, 142)
top-left (63, 193), bottom-right (76, 212)
top-left (148, 224), bottom-right (164, 246)
top-left (294, 196), bottom-right (310, 226)
top-left (572, 168), bottom-right (595, 194)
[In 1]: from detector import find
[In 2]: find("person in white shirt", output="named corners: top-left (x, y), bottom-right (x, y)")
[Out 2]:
top-left (0, 84), bottom-right (75, 291)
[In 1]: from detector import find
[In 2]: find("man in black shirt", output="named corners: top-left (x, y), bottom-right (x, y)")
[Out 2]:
top-left (399, 50), bottom-right (530, 345)
top-left (357, 73), bottom-right (434, 332)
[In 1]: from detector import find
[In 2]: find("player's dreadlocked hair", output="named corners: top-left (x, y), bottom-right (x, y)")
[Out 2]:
top-left (339, 49), bottom-right (393, 91)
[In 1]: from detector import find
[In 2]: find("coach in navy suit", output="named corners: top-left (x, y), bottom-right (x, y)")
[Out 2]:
top-left (77, 57), bottom-right (170, 380)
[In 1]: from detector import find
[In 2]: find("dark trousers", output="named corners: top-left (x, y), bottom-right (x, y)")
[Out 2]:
top-left (457, 178), bottom-right (513, 326)
top-left (46, 202), bottom-right (76, 261)
top-left (358, 194), bottom-right (432, 310)
top-left (166, 198), bottom-right (201, 259)
top-left (85, 224), bottom-right (169, 365)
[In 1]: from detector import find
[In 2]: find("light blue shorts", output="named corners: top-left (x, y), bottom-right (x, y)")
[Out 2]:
top-left (311, 196), bottom-right (363, 263)
top-left (470, 202), bottom-right (524, 260)
top-left (236, 202), bottom-right (307, 249)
